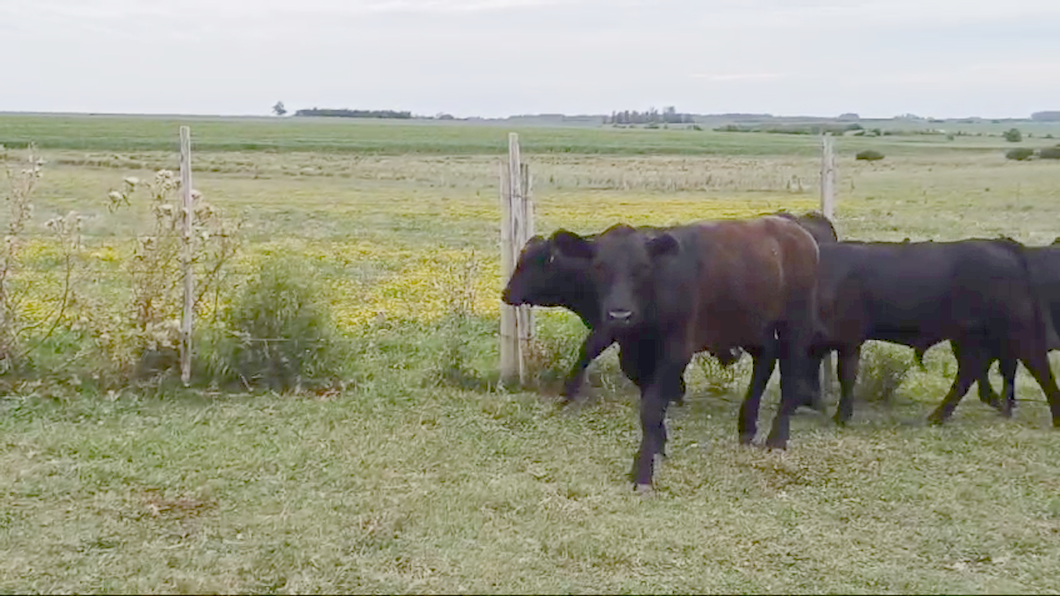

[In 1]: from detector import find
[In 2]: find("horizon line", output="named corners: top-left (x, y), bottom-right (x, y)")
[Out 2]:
top-left (0, 109), bottom-right (1053, 122)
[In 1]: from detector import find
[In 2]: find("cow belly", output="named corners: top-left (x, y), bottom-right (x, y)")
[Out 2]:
top-left (690, 304), bottom-right (777, 354)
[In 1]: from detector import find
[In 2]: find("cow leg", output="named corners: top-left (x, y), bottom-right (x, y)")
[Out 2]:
top-left (999, 357), bottom-right (1018, 418)
top-left (764, 353), bottom-right (808, 449)
top-left (561, 328), bottom-right (614, 403)
top-left (631, 356), bottom-right (689, 490)
top-left (803, 351), bottom-right (826, 412)
top-left (770, 335), bottom-right (823, 413)
top-left (833, 346), bottom-right (861, 425)
top-left (975, 360), bottom-right (1003, 411)
top-left (618, 337), bottom-right (687, 404)
top-left (972, 348), bottom-right (1003, 410)
top-left (618, 338), bottom-right (653, 388)
top-left (673, 376), bottom-right (687, 407)
top-left (765, 296), bottom-right (818, 449)
top-left (1016, 350), bottom-right (1060, 426)
top-left (738, 343), bottom-right (776, 445)
top-left (927, 341), bottom-right (985, 425)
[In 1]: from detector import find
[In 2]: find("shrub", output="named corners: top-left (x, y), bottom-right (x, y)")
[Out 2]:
top-left (856, 150), bottom-right (885, 161)
top-left (209, 257), bottom-right (348, 392)
top-left (0, 145), bottom-right (85, 377)
top-left (424, 251), bottom-right (489, 390)
top-left (1038, 147), bottom-right (1060, 160)
top-left (1005, 148), bottom-right (1034, 161)
top-left (855, 344), bottom-right (913, 404)
top-left (0, 145), bottom-right (44, 368)
top-left (99, 171), bottom-right (241, 377)
top-left (1003, 128), bottom-right (1022, 142)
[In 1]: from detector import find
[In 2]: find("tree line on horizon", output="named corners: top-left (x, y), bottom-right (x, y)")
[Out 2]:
top-left (292, 107), bottom-right (413, 119)
top-left (604, 106), bottom-right (695, 125)
top-left (268, 100), bottom-right (1060, 123)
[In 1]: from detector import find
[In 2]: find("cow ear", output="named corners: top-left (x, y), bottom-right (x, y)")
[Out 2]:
top-left (552, 229), bottom-right (595, 259)
top-left (647, 233), bottom-right (679, 258)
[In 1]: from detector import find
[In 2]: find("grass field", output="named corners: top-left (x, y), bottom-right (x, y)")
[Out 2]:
top-left (4, 114), bottom-right (1060, 593)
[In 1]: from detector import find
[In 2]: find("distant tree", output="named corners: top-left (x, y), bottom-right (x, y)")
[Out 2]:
top-left (1039, 147), bottom-right (1060, 159)
top-left (1003, 128), bottom-right (1023, 142)
top-left (1005, 148), bottom-right (1034, 161)
top-left (606, 106), bottom-right (694, 126)
top-left (293, 108), bottom-right (413, 119)
top-left (1031, 111), bottom-right (1060, 122)
top-left (856, 150), bottom-right (885, 161)
top-left (272, 101), bottom-right (287, 116)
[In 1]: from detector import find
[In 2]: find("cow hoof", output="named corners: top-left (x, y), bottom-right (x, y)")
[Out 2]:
top-left (558, 393), bottom-right (581, 406)
top-left (926, 412), bottom-right (947, 426)
top-left (833, 415), bottom-right (847, 427)
top-left (633, 483), bottom-right (654, 495)
top-left (738, 432), bottom-right (755, 446)
top-left (764, 437), bottom-right (788, 450)
top-left (1052, 416), bottom-right (1060, 429)
top-left (560, 386), bottom-right (581, 402)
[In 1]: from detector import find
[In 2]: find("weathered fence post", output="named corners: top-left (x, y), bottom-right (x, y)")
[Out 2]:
top-left (500, 133), bottom-right (535, 386)
top-left (820, 132), bottom-right (836, 220)
top-left (819, 132), bottom-right (836, 398)
top-left (179, 126), bottom-right (195, 386)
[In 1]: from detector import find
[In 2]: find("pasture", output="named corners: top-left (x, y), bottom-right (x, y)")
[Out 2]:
top-left (4, 114), bottom-right (1060, 593)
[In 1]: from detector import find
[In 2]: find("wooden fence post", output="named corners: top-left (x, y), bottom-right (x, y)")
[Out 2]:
top-left (500, 133), bottom-right (535, 386)
top-left (179, 126), bottom-right (195, 386)
top-left (820, 133), bottom-right (836, 220)
top-left (819, 132), bottom-right (836, 399)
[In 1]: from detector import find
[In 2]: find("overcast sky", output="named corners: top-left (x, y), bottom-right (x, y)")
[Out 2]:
top-left (2, 0), bottom-right (1059, 118)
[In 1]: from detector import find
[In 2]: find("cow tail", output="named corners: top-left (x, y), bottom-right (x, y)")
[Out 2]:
top-left (913, 348), bottom-right (927, 371)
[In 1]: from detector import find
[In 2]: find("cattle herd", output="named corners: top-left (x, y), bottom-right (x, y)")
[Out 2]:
top-left (501, 211), bottom-right (1060, 491)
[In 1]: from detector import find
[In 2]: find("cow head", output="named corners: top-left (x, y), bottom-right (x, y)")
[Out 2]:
top-left (501, 234), bottom-right (592, 307)
top-left (554, 224), bottom-right (679, 330)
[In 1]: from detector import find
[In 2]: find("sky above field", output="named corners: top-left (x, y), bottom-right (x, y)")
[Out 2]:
top-left (3, 0), bottom-right (1059, 118)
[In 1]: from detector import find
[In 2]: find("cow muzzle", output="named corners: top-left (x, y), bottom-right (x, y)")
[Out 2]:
top-left (607, 309), bottom-right (634, 324)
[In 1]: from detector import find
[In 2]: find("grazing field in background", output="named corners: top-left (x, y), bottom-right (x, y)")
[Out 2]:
top-left (4, 114), bottom-right (1060, 593)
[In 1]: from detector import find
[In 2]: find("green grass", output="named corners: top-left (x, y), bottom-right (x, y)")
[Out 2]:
top-left (4, 375), bottom-right (1060, 593)
top-left (4, 113), bottom-right (1060, 592)
top-left (4, 113), bottom-right (1058, 157)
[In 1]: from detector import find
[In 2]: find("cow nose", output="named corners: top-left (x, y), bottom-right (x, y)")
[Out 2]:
top-left (608, 309), bottom-right (633, 321)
